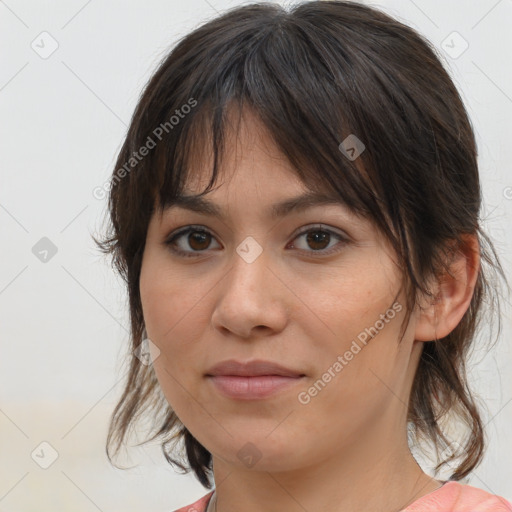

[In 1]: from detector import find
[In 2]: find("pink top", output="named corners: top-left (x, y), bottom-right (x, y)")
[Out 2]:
top-left (172, 481), bottom-right (512, 512)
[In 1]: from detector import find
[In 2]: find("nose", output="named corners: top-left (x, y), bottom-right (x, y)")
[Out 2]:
top-left (210, 240), bottom-right (289, 339)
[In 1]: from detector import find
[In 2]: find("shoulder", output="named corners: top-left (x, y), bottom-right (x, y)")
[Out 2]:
top-left (172, 490), bottom-right (215, 512)
top-left (405, 480), bottom-right (512, 512)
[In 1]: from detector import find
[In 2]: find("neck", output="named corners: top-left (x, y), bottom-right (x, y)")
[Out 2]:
top-left (210, 456), bottom-right (441, 512)
top-left (208, 405), bottom-right (442, 512)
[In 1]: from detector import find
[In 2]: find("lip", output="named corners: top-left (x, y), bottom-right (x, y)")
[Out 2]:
top-left (207, 375), bottom-right (305, 400)
top-left (205, 359), bottom-right (306, 400)
top-left (205, 359), bottom-right (305, 378)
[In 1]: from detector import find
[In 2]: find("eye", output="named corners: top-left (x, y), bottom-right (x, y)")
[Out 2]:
top-left (164, 225), bottom-right (221, 258)
top-left (164, 224), bottom-right (349, 258)
top-left (288, 224), bottom-right (349, 256)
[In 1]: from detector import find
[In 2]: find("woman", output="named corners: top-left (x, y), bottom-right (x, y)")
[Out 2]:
top-left (94, 1), bottom-right (511, 511)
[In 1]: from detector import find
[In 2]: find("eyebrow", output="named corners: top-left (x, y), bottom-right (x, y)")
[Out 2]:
top-left (163, 191), bottom-right (347, 220)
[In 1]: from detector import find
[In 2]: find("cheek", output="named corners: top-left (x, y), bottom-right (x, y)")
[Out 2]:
top-left (140, 249), bottom-right (205, 342)
top-left (139, 251), bottom-right (214, 395)
top-left (290, 260), bottom-right (406, 408)
top-left (290, 256), bottom-right (400, 350)
top-left (140, 262), bottom-right (208, 423)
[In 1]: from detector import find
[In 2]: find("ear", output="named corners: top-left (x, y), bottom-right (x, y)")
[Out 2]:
top-left (414, 234), bottom-right (480, 342)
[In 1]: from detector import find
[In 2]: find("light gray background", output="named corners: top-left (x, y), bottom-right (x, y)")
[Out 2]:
top-left (1, 0), bottom-right (511, 510)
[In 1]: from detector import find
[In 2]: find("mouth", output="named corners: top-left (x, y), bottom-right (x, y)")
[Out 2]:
top-left (205, 358), bottom-right (305, 378)
top-left (206, 374), bottom-right (305, 400)
top-left (205, 358), bottom-right (306, 400)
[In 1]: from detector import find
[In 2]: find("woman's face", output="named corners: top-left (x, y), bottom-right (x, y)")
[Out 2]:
top-left (139, 109), bottom-right (424, 472)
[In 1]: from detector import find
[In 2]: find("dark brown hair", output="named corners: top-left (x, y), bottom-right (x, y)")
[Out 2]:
top-left (94, 0), bottom-right (507, 489)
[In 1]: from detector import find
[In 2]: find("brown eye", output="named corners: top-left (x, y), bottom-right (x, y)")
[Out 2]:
top-left (304, 230), bottom-right (331, 251)
top-left (187, 230), bottom-right (212, 251)
top-left (165, 226), bottom-right (221, 257)
top-left (288, 225), bottom-right (349, 257)
top-left (165, 224), bottom-right (349, 259)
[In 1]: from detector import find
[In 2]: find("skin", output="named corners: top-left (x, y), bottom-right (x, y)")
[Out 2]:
top-left (139, 107), bottom-right (480, 512)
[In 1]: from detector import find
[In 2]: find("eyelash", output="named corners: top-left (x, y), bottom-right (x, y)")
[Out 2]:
top-left (164, 224), bottom-right (349, 259)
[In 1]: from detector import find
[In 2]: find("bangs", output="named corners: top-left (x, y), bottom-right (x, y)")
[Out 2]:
top-left (135, 7), bottom-right (392, 234)
top-left (155, 98), bottom-right (376, 218)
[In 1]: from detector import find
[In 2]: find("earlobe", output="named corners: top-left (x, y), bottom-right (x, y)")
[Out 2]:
top-left (414, 234), bottom-right (480, 342)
